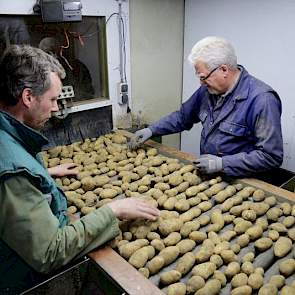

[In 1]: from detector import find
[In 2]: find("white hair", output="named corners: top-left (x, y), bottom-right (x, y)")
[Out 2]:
top-left (188, 36), bottom-right (237, 70)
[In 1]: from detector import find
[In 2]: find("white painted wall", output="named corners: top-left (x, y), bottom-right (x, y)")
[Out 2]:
top-left (181, 0), bottom-right (295, 171)
top-left (129, 0), bottom-right (184, 149)
top-left (0, 0), bottom-right (131, 128)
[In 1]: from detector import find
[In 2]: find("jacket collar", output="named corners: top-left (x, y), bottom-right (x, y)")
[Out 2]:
top-left (0, 111), bottom-right (48, 155)
top-left (230, 65), bottom-right (250, 101)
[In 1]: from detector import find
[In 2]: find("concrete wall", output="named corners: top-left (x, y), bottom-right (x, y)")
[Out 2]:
top-left (129, 0), bottom-right (184, 149)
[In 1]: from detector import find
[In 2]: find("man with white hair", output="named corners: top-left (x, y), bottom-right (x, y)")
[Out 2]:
top-left (130, 36), bottom-right (283, 177)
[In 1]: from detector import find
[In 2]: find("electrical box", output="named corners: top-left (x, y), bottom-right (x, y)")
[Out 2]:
top-left (40, 0), bottom-right (82, 23)
top-left (117, 82), bottom-right (128, 105)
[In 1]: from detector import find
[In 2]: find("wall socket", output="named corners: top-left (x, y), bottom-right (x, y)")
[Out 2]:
top-left (118, 82), bottom-right (128, 105)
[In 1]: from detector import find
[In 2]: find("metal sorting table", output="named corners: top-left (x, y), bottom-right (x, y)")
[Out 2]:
top-left (87, 134), bottom-right (295, 295)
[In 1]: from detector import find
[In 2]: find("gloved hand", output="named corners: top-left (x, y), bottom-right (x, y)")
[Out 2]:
top-left (128, 128), bottom-right (153, 149)
top-left (194, 154), bottom-right (223, 174)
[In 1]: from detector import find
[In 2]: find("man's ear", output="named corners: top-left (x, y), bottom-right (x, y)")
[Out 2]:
top-left (21, 88), bottom-right (34, 108)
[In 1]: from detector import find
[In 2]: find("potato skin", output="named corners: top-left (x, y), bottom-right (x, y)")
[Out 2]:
top-left (175, 252), bottom-right (195, 275)
top-left (160, 270), bottom-right (181, 285)
top-left (167, 282), bottom-right (186, 295)
top-left (146, 256), bottom-right (165, 274)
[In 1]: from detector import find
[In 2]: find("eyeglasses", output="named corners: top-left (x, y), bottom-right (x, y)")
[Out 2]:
top-left (198, 66), bottom-right (220, 82)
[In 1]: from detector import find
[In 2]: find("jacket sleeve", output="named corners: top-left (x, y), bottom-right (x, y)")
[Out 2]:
top-left (0, 175), bottom-right (120, 274)
top-left (222, 92), bottom-right (283, 177)
top-left (149, 90), bottom-right (202, 136)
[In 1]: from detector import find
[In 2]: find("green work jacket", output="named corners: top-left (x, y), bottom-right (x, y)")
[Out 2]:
top-left (0, 111), bottom-right (119, 294)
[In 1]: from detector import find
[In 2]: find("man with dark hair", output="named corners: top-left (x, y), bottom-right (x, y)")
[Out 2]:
top-left (0, 45), bottom-right (159, 293)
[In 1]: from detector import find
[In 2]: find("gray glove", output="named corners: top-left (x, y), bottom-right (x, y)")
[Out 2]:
top-left (194, 154), bottom-right (223, 174)
top-left (128, 128), bottom-right (153, 149)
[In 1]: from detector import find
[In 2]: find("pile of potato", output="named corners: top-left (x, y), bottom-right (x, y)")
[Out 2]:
top-left (44, 132), bottom-right (295, 295)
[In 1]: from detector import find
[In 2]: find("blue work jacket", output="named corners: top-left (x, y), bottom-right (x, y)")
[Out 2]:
top-left (149, 66), bottom-right (283, 177)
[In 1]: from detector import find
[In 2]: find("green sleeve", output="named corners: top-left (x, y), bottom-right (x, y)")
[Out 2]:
top-left (0, 175), bottom-right (120, 273)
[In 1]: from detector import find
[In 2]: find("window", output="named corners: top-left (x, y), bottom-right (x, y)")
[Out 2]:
top-left (0, 15), bottom-right (109, 102)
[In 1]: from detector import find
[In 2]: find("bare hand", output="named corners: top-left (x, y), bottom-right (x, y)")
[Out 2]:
top-left (107, 198), bottom-right (160, 221)
top-left (48, 163), bottom-right (79, 177)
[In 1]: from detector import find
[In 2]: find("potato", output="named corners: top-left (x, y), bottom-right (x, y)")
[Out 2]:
top-left (146, 256), bottom-right (165, 274)
top-left (165, 188), bottom-right (178, 197)
top-left (157, 194), bottom-right (169, 207)
top-left (158, 218), bottom-right (183, 236)
top-left (251, 202), bottom-right (270, 216)
top-left (99, 188), bottom-right (118, 199)
top-left (254, 237), bottom-right (273, 251)
top-left (255, 217), bottom-right (268, 230)
top-left (159, 246), bottom-right (180, 265)
top-left (160, 270), bottom-right (181, 285)
top-left (128, 245), bottom-right (155, 269)
top-left (264, 195), bottom-right (277, 206)
top-left (81, 206), bottom-right (95, 215)
top-left (214, 241), bottom-right (230, 255)
top-left (198, 201), bottom-right (213, 212)
top-left (175, 252), bottom-right (195, 275)
top-left (179, 207), bottom-right (201, 223)
top-left (234, 220), bottom-right (252, 234)
top-left (288, 228), bottom-right (295, 241)
top-left (241, 261), bottom-right (254, 275)
top-left (283, 216), bottom-right (295, 228)
top-left (67, 205), bottom-right (77, 214)
top-left (220, 230), bottom-right (236, 242)
top-left (220, 249), bottom-right (237, 263)
top-left (198, 215), bottom-right (211, 226)
top-left (208, 231), bottom-right (221, 245)
top-left (248, 273), bottom-right (263, 290)
top-left (189, 231), bottom-right (207, 243)
top-left (195, 279), bottom-right (221, 295)
top-left (268, 229), bottom-right (279, 241)
top-left (191, 262), bottom-right (216, 279)
top-left (213, 270), bottom-right (227, 287)
top-left (183, 172), bottom-right (201, 186)
top-left (241, 252), bottom-right (255, 263)
top-left (269, 275), bottom-right (285, 289)
top-left (174, 199), bottom-right (190, 212)
top-left (119, 239), bottom-right (149, 259)
top-left (167, 282), bottom-right (186, 295)
top-left (150, 239), bottom-right (165, 252)
top-left (176, 181), bottom-right (190, 193)
top-left (123, 232), bottom-right (132, 241)
top-left (281, 286), bottom-right (295, 295)
top-left (242, 209), bottom-right (256, 221)
top-left (258, 283), bottom-right (278, 295)
top-left (163, 232), bottom-right (181, 246)
top-left (231, 285), bottom-right (252, 295)
top-left (210, 254), bottom-right (223, 268)
top-left (180, 220), bottom-right (200, 237)
top-left (223, 214), bottom-right (236, 224)
top-left (185, 186), bottom-right (201, 197)
top-left (266, 207), bottom-right (282, 222)
top-left (176, 239), bottom-right (196, 254)
top-left (162, 197), bottom-right (177, 210)
top-left (274, 237), bottom-right (292, 257)
top-left (269, 222), bottom-right (287, 233)
top-left (208, 209), bottom-right (224, 232)
top-left (279, 258), bottom-right (295, 276)
top-left (186, 275), bottom-right (205, 294)
top-left (68, 180), bottom-right (82, 190)
top-left (231, 273), bottom-right (248, 288)
top-left (246, 225), bottom-right (263, 240)
top-left (160, 210), bottom-right (179, 219)
top-left (147, 231), bottom-right (160, 241)
top-left (133, 225), bottom-right (152, 239)
top-left (225, 261), bottom-right (240, 278)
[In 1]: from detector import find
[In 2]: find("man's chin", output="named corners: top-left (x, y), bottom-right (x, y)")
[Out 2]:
top-left (207, 88), bottom-right (220, 95)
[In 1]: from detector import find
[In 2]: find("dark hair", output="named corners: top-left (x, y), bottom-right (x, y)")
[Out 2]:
top-left (0, 44), bottom-right (65, 106)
